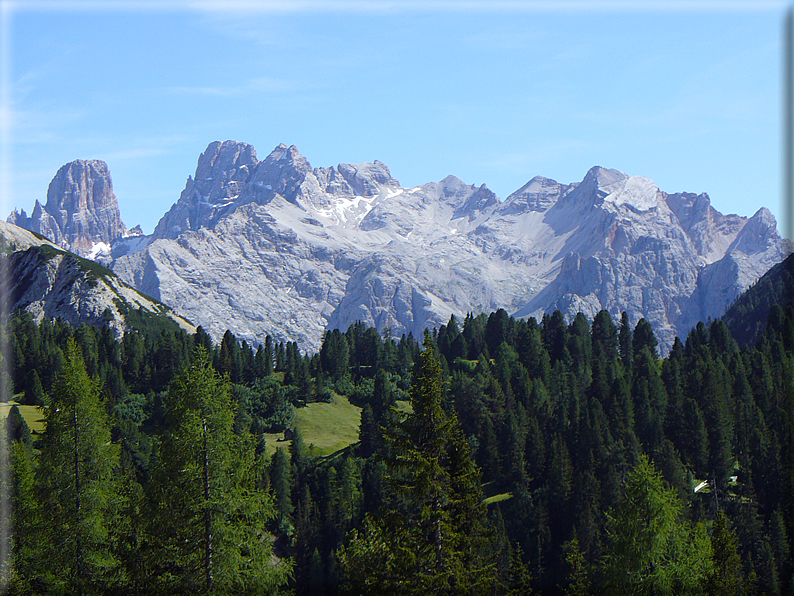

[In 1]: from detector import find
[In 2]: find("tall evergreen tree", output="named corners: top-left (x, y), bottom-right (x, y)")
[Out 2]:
top-left (339, 333), bottom-right (494, 594)
top-left (600, 454), bottom-right (713, 594)
top-left (33, 338), bottom-right (122, 594)
top-left (146, 348), bottom-right (291, 594)
top-left (8, 442), bottom-right (40, 592)
top-left (618, 311), bottom-right (633, 368)
top-left (270, 447), bottom-right (294, 536)
top-left (708, 512), bottom-right (751, 595)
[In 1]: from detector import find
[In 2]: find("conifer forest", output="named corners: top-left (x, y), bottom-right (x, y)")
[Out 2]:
top-left (2, 257), bottom-right (794, 594)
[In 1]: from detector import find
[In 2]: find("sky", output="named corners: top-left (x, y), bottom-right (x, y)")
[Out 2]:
top-left (0, 1), bottom-right (789, 236)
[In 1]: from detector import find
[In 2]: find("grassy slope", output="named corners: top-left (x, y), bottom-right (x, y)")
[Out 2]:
top-left (0, 401), bottom-right (46, 434)
top-left (261, 396), bottom-right (412, 458)
top-left (262, 394), bottom-right (362, 457)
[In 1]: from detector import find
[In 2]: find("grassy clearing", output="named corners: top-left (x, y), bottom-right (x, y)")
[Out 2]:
top-left (261, 396), bottom-right (415, 458)
top-left (481, 481), bottom-right (514, 506)
top-left (262, 394), bottom-right (362, 457)
top-left (0, 401), bottom-right (47, 434)
top-left (394, 400), bottom-right (412, 415)
top-left (483, 492), bottom-right (513, 506)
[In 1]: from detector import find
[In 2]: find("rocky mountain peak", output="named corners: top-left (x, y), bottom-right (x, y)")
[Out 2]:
top-left (437, 175), bottom-right (472, 204)
top-left (502, 176), bottom-right (574, 214)
top-left (666, 191), bottom-right (748, 263)
top-left (7, 159), bottom-right (129, 259)
top-left (729, 207), bottom-right (785, 256)
top-left (452, 184), bottom-right (499, 220)
top-left (197, 140), bottom-right (259, 179)
top-left (261, 143), bottom-right (310, 172)
top-left (335, 161), bottom-right (396, 198)
top-left (666, 191), bottom-right (714, 226)
top-left (555, 166), bottom-right (627, 212)
top-left (584, 165), bottom-right (628, 191)
top-left (561, 166), bottom-right (664, 215)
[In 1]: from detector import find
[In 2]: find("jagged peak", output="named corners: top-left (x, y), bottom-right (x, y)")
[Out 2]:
top-left (198, 140), bottom-right (259, 173)
top-left (558, 166), bottom-right (661, 213)
top-left (583, 165), bottom-right (629, 187)
top-left (261, 142), bottom-right (311, 172)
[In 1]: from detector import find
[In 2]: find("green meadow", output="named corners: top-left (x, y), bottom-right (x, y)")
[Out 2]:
top-left (0, 401), bottom-right (46, 435)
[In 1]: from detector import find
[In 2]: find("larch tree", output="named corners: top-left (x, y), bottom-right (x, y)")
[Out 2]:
top-left (145, 347), bottom-right (291, 594)
top-left (600, 454), bottom-right (713, 594)
top-left (33, 338), bottom-right (122, 595)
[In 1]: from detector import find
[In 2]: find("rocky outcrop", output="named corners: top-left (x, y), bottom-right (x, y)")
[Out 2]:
top-left (149, 141), bottom-right (401, 241)
top-left (8, 160), bottom-right (141, 262)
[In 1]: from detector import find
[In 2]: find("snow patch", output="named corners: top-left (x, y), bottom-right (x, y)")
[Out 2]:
top-left (602, 176), bottom-right (659, 211)
top-left (88, 242), bottom-right (111, 259)
top-left (315, 193), bottom-right (383, 227)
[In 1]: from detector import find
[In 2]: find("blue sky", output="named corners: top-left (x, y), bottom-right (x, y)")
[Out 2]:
top-left (0, 1), bottom-right (788, 235)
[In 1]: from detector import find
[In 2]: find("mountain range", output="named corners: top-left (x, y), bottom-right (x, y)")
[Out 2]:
top-left (7, 140), bottom-right (791, 352)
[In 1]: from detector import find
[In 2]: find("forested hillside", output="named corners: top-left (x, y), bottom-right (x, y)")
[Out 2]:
top-left (723, 251), bottom-right (794, 346)
top-left (2, 293), bottom-right (793, 593)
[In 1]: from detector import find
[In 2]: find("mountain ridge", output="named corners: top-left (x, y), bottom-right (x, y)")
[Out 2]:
top-left (8, 140), bottom-right (790, 352)
top-left (0, 220), bottom-right (194, 338)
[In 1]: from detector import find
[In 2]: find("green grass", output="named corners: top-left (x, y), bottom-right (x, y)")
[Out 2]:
top-left (394, 400), bottom-right (412, 415)
top-left (262, 394), bottom-right (362, 457)
top-left (481, 481), bottom-right (514, 506)
top-left (483, 492), bottom-right (513, 506)
top-left (0, 401), bottom-right (47, 434)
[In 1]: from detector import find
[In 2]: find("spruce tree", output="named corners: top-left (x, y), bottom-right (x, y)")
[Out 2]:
top-left (339, 333), bottom-right (494, 594)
